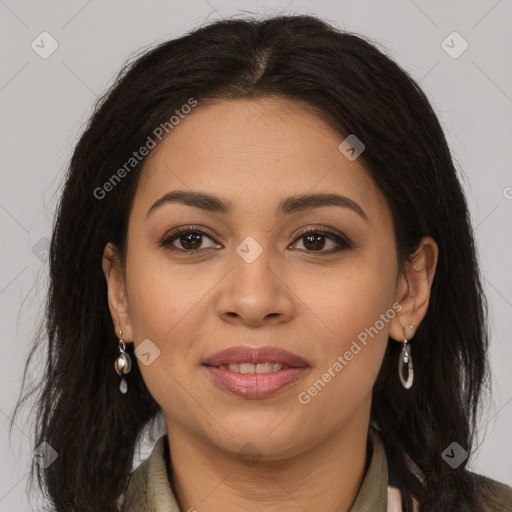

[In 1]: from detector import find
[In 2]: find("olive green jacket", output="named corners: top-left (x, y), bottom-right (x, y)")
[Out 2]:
top-left (118, 429), bottom-right (512, 511)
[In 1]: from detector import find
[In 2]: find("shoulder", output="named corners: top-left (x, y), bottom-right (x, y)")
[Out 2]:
top-left (471, 472), bottom-right (512, 511)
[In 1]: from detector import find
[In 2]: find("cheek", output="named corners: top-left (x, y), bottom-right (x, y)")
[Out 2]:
top-left (125, 244), bottom-right (210, 341)
top-left (123, 248), bottom-right (205, 414)
top-left (295, 303), bottom-right (392, 430)
top-left (313, 253), bottom-right (396, 340)
top-left (124, 244), bottom-right (223, 400)
top-left (300, 253), bottom-right (397, 400)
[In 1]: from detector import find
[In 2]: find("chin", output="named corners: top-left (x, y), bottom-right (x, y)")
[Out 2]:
top-left (206, 423), bottom-right (304, 458)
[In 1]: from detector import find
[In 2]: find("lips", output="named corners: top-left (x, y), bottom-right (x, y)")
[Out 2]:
top-left (202, 345), bottom-right (309, 368)
top-left (204, 366), bottom-right (307, 399)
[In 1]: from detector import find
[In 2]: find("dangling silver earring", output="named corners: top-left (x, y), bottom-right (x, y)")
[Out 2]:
top-left (114, 330), bottom-right (132, 394)
top-left (398, 332), bottom-right (414, 390)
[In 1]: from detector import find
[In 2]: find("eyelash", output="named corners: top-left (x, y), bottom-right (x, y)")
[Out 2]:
top-left (159, 225), bottom-right (353, 255)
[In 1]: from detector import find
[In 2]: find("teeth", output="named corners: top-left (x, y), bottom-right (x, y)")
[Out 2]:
top-left (219, 362), bottom-right (285, 373)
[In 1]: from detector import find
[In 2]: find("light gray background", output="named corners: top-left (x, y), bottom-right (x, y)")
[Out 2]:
top-left (1, 1), bottom-right (511, 509)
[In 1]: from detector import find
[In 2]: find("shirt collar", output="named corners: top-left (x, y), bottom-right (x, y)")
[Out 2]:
top-left (349, 427), bottom-right (388, 511)
top-left (120, 427), bottom-right (388, 511)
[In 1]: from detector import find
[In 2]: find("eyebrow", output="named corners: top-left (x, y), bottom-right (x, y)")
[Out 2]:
top-left (146, 190), bottom-right (368, 222)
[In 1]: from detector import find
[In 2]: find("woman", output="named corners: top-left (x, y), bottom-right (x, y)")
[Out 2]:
top-left (12, 13), bottom-right (512, 512)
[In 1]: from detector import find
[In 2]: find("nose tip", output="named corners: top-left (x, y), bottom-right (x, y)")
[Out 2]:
top-left (215, 256), bottom-right (295, 327)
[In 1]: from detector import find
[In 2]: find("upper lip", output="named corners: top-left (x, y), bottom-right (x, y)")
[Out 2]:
top-left (203, 346), bottom-right (309, 368)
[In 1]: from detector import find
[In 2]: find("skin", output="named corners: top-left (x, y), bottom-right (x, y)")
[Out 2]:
top-left (102, 96), bottom-right (438, 512)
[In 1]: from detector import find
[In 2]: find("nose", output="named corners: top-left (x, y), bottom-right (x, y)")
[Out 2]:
top-left (215, 250), bottom-right (294, 328)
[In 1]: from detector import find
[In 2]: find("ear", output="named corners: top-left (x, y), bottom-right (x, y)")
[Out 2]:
top-left (101, 242), bottom-right (133, 342)
top-left (389, 236), bottom-right (439, 342)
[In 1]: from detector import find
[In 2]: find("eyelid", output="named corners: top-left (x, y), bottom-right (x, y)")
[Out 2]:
top-left (159, 225), bottom-right (220, 252)
top-left (292, 225), bottom-right (352, 245)
top-left (162, 224), bottom-right (217, 240)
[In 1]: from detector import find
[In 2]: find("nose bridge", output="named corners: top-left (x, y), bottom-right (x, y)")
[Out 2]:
top-left (232, 237), bottom-right (277, 298)
top-left (216, 236), bottom-right (293, 325)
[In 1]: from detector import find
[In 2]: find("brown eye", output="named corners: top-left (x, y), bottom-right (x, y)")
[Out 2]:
top-left (159, 226), bottom-right (352, 255)
top-left (160, 228), bottom-right (219, 254)
top-left (175, 231), bottom-right (204, 251)
top-left (291, 229), bottom-right (352, 253)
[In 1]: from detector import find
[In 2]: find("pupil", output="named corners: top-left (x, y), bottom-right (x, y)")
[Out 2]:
top-left (181, 232), bottom-right (202, 250)
top-left (304, 234), bottom-right (325, 251)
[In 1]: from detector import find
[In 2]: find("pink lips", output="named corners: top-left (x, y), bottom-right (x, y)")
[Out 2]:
top-left (203, 345), bottom-right (308, 368)
top-left (202, 346), bottom-right (309, 399)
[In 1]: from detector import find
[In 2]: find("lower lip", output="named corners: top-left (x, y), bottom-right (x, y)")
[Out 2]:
top-left (203, 366), bottom-right (307, 399)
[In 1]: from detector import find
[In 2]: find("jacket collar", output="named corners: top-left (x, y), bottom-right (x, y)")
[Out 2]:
top-left (120, 427), bottom-right (389, 511)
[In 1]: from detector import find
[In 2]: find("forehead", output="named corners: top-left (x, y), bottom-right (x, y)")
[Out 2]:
top-left (134, 97), bottom-right (388, 223)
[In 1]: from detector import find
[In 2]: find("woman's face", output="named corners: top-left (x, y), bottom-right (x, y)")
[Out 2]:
top-left (105, 96), bottom-right (419, 458)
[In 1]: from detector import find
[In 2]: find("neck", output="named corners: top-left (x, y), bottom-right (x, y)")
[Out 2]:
top-left (164, 415), bottom-right (372, 512)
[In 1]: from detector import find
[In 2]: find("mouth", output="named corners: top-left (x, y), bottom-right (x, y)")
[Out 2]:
top-left (202, 345), bottom-right (309, 399)
top-left (213, 362), bottom-right (293, 373)
top-left (202, 345), bottom-right (309, 369)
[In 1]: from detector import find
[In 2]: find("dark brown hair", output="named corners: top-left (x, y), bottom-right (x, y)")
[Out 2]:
top-left (12, 13), bottom-right (492, 511)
